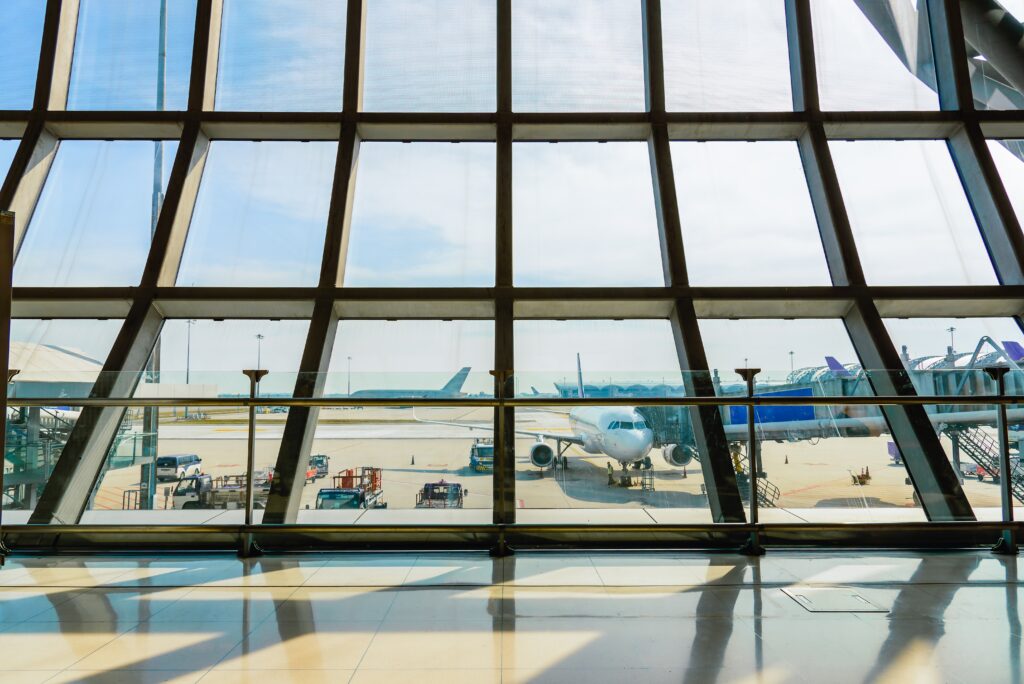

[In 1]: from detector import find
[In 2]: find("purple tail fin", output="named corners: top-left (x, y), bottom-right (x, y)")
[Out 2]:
top-left (825, 356), bottom-right (853, 378)
top-left (1003, 340), bottom-right (1024, 362)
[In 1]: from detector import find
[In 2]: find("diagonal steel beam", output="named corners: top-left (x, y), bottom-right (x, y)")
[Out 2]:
top-left (262, 0), bottom-right (365, 524)
top-left (792, 7), bottom-right (974, 521)
top-left (27, 1), bottom-right (218, 524)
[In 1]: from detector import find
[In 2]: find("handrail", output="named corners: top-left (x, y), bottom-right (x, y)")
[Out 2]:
top-left (4, 394), bottom-right (1020, 408)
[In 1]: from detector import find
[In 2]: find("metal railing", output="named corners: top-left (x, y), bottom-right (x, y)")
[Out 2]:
top-left (2, 367), bottom-right (1023, 557)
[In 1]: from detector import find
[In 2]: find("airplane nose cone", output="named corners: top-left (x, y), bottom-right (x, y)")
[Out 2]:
top-left (624, 430), bottom-right (653, 461)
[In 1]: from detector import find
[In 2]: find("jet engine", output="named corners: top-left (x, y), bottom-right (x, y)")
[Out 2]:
top-left (530, 442), bottom-right (555, 468)
top-left (662, 443), bottom-right (695, 467)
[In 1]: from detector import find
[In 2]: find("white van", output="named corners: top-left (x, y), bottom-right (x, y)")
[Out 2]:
top-left (156, 454), bottom-right (202, 481)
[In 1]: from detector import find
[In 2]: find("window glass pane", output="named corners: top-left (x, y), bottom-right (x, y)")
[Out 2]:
top-left (671, 141), bottom-right (830, 286)
top-left (216, 0), bottom-right (346, 111)
top-left (883, 317), bottom-right (1024, 520)
top-left (699, 318), bottom-right (926, 522)
top-left (363, 0), bottom-right (495, 112)
top-left (176, 141), bottom-right (337, 287)
top-left (988, 140), bottom-right (1024, 226)
top-left (345, 143), bottom-right (495, 287)
top-left (0, 139), bottom-right (19, 180)
top-left (329, 320), bottom-right (494, 396)
top-left (829, 140), bottom-right (997, 285)
top-left (6, 319), bottom-right (123, 519)
top-left (15, 140), bottom-right (178, 287)
top-left (662, 0), bottom-right (792, 111)
top-left (514, 320), bottom-right (715, 523)
top-left (515, 319), bottom-right (681, 394)
top-left (68, 0), bottom-right (197, 110)
top-left (152, 319), bottom-right (309, 396)
top-left (963, 0), bottom-right (1024, 110)
top-left (0, 1), bottom-right (45, 110)
top-left (514, 143), bottom-right (663, 286)
top-left (281, 320), bottom-right (497, 520)
top-left (810, 0), bottom-right (939, 111)
top-left (9, 319), bottom-right (121, 384)
top-left (512, 0), bottom-right (645, 112)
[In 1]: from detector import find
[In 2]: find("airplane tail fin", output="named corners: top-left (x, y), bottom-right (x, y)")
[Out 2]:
top-left (441, 367), bottom-right (471, 394)
top-left (576, 353), bottom-right (586, 399)
top-left (1003, 340), bottom-right (1024, 362)
top-left (825, 356), bottom-right (853, 378)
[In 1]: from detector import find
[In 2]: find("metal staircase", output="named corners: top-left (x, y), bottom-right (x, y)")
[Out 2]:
top-left (950, 427), bottom-right (1024, 504)
top-left (736, 470), bottom-right (781, 508)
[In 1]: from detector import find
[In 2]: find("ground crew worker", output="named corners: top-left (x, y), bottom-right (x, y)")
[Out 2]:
top-left (607, 462), bottom-right (615, 486)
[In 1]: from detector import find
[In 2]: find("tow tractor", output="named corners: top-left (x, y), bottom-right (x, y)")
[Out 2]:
top-left (170, 469), bottom-right (273, 510)
top-left (415, 480), bottom-right (466, 508)
top-left (309, 454), bottom-right (331, 480)
top-left (315, 467), bottom-right (386, 510)
top-left (469, 438), bottom-right (494, 472)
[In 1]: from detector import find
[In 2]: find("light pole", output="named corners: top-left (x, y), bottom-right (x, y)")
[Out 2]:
top-left (255, 333), bottom-right (264, 370)
top-left (789, 351), bottom-right (794, 373)
top-left (347, 356), bottom-right (352, 396)
top-left (947, 326), bottom-right (956, 352)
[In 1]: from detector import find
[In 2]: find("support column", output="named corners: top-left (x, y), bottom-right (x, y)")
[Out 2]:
top-left (493, 0), bottom-right (515, 532)
top-left (643, 0), bottom-right (744, 523)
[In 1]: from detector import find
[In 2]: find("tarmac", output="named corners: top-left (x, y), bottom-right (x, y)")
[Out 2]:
top-left (6, 406), bottom-right (1021, 524)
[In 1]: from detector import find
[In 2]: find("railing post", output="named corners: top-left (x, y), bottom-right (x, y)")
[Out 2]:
top-left (736, 368), bottom-right (765, 556)
top-left (985, 366), bottom-right (1018, 555)
top-left (241, 369), bottom-right (268, 558)
top-left (490, 368), bottom-right (514, 557)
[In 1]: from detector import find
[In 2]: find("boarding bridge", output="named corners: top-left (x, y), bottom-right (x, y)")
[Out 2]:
top-left (949, 427), bottom-right (1024, 505)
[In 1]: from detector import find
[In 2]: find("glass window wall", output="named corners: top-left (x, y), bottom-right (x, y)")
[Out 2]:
top-left (0, 0), bottom-right (46, 110)
top-left (176, 141), bottom-right (337, 287)
top-left (215, 0), bottom-right (346, 111)
top-left (67, 0), bottom-right (197, 110)
top-left (345, 143), bottom-right (495, 287)
top-left (14, 139), bottom-right (178, 287)
top-left (362, 0), bottom-right (495, 112)
top-left (662, 0), bottom-right (792, 112)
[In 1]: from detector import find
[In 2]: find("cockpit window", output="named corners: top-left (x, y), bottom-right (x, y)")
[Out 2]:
top-left (635, 420), bottom-right (646, 430)
top-left (608, 421), bottom-right (620, 429)
top-left (619, 421), bottom-right (634, 429)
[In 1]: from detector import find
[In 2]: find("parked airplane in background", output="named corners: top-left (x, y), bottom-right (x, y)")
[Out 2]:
top-left (421, 354), bottom-right (658, 471)
top-left (349, 367), bottom-right (472, 399)
top-left (422, 340), bottom-right (1024, 480)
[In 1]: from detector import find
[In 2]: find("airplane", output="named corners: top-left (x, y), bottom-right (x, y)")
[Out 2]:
top-left (420, 354), bottom-right (659, 472)
top-left (349, 367), bottom-right (472, 399)
top-left (422, 339), bottom-right (1024, 481)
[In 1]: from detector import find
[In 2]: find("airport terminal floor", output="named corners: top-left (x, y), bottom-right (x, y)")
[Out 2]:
top-left (0, 550), bottom-right (1020, 683)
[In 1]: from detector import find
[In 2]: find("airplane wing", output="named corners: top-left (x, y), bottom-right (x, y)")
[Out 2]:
top-left (413, 412), bottom-right (585, 445)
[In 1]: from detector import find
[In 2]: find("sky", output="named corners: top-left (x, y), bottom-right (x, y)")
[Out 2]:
top-left (4, 0), bottom-right (1024, 391)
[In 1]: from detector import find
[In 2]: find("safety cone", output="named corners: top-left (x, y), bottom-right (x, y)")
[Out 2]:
top-left (411, 455), bottom-right (415, 465)
top-left (785, 455), bottom-right (789, 464)
top-left (682, 467), bottom-right (687, 479)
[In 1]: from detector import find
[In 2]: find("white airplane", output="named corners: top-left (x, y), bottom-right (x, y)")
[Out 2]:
top-left (420, 354), bottom-right (663, 472)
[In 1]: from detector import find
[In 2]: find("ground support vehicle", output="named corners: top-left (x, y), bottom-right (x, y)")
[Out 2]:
top-left (315, 467), bottom-right (386, 510)
top-left (170, 473), bottom-right (271, 510)
top-left (310, 454), bottom-right (331, 480)
top-left (469, 439), bottom-right (494, 472)
top-left (415, 480), bottom-right (466, 508)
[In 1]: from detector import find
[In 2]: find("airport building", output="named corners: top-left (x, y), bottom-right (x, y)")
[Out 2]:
top-left (1, 1), bottom-right (1024, 680)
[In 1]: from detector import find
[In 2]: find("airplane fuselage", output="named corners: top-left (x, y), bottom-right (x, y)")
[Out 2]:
top-left (567, 406), bottom-right (654, 466)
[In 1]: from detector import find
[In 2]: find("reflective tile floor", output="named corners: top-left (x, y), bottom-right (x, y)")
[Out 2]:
top-left (0, 550), bottom-right (1020, 683)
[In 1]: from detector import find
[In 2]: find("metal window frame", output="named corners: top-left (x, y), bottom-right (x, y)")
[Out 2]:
top-left (1, 0), bottom-right (1023, 532)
